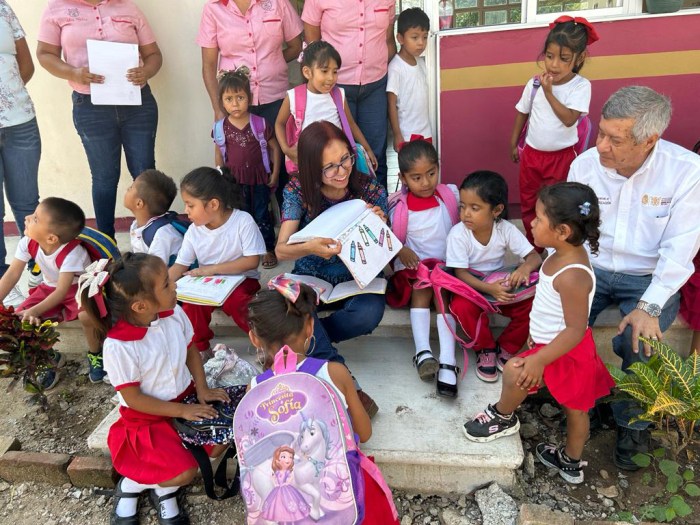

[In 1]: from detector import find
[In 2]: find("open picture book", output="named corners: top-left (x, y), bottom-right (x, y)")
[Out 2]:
top-left (287, 199), bottom-right (402, 289)
top-left (176, 274), bottom-right (245, 306)
top-left (282, 273), bottom-right (387, 304)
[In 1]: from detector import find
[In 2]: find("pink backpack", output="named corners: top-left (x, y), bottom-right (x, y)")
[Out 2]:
top-left (233, 347), bottom-right (397, 524)
top-left (414, 260), bottom-right (538, 374)
top-left (517, 76), bottom-right (592, 157)
top-left (388, 184), bottom-right (460, 244)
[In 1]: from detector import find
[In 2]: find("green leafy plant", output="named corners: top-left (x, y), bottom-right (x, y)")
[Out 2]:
top-left (606, 337), bottom-right (700, 457)
top-left (632, 447), bottom-right (699, 522)
top-left (0, 305), bottom-right (60, 408)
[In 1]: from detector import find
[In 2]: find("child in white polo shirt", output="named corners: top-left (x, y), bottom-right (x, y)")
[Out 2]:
top-left (387, 7), bottom-right (432, 154)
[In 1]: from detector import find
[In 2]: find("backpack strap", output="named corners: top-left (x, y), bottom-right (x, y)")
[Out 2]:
top-left (359, 452), bottom-right (400, 521)
top-left (297, 356), bottom-right (325, 376)
top-left (387, 187), bottom-right (409, 244)
top-left (330, 86), bottom-right (356, 149)
top-left (142, 211), bottom-right (179, 247)
top-left (55, 239), bottom-right (82, 269)
top-left (27, 239), bottom-right (39, 260)
top-left (434, 184), bottom-right (460, 226)
top-left (292, 84), bottom-right (307, 141)
top-left (212, 119), bottom-right (227, 163)
top-left (186, 443), bottom-right (240, 500)
top-left (250, 114), bottom-right (272, 174)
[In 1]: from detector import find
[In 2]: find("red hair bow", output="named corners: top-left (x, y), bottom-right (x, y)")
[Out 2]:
top-left (397, 135), bottom-right (433, 151)
top-left (549, 16), bottom-right (600, 45)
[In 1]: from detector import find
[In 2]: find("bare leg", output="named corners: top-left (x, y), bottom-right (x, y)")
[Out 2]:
top-left (494, 359), bottom-right (529, 414)
top-left (411, 286), bottom-right (433, 308)
top-left (691, 330), bottom-right (700, 355)
top-left (564, 407), bottom-right (590, 460)
top-left (159, 467), bottom-right (197, 488)
top-left (78, 310), bottom-right (101, 354)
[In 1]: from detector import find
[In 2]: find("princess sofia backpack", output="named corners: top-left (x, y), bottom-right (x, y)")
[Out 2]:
top-left (233, 347), bottom-right (397, 525)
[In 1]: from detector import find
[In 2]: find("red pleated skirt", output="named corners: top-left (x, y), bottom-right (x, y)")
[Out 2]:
top-left (108, 386), bottom-right (198, 484)
top-left (519, 328), bottom-right (615, 411)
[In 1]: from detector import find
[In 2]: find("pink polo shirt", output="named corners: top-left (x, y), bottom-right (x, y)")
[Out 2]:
top-left (197, 0), bottom-right (303, 106)
top-left (38, 0), bottom-right (156, 95)
top-left (302, 0), bottom-right (395, 86)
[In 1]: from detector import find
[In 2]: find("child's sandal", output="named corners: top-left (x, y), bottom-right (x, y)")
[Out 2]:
top-left (110, 478), bottom-right (140, 525)
top-left (149, 489), bottom-right (189, 525)
top-left (413, 350), bottom-right (438, 381)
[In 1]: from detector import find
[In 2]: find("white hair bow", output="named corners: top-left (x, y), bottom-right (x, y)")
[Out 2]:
top-left (77, 259), bottom-right (111, 318)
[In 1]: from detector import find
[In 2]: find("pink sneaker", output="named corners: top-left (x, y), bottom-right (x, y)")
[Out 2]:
top-left (497, 346), bottom-right (516, 372)
top-left (475, 348), bottom-right (498, 382)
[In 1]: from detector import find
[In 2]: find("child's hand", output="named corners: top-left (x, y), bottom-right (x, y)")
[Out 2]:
top-left (267, 172), bottom-right (279, 189)
top-left (366, 204), bottom-right (387, 223)
top-left (527, 335), bottom-right (535, 349)
top-left (180, 403), bottom-right (219, 422)
top-left (184, 267), bottom-right (209, 278)
top-left (540, 72), bottom-right (554, 94)
top-left (393, 134), bottom-right (405, 153)
top-left (511, 355), bottom-right (544, 390)
top-left (309, 238), bottom-right (342, 259)
top-left (398, 247), bottom-right (420, 270)
top-left (16, 308), bottom-right (42, 326)
top-left (197, 386), bottom-right (230, 405)
top-left (367, 149), bottom-right (378, 170)
top-left (508, 267), bottom-right (531, 289)
top-left (126, 66), bottom-right (148, 87)
top-left (487, 279), bottom-right (516, 303)
top-left (510, 144), bottom-right (520, 163)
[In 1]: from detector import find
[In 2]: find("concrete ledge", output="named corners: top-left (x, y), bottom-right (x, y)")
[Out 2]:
top-left (0, 451), bottom-right (71, 485)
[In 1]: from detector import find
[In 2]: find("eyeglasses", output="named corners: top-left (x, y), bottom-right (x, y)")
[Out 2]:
top-left (322, 153), bottom-right (355, 179)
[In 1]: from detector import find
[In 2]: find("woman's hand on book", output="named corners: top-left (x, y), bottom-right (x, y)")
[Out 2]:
top-left (309, 237), bottom-right (342, 259)
top-left (366, 204), bottom-right (387, 223)
top-left (398, 247), bottom-right (420, 270)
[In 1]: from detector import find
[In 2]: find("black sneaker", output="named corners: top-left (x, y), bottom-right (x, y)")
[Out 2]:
top-left (88, 352), bottom-right (109, 384)
top-left (614, 427), bottom-right (650, 471)
top-left (463, 404), bottom-right (520, 442)
top-left (536, 443), bottom-right (587, 484)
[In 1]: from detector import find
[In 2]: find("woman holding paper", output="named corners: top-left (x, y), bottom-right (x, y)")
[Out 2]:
top-left (0, 1), bottom-right (41, 308)
top-left (277, 121), bottom-right (387, 363)
top-left (36, 0), bottom-right (162, 240)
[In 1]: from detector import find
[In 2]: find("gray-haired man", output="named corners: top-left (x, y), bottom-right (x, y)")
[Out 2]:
top-left (568, 86), bottom-right (700, 470)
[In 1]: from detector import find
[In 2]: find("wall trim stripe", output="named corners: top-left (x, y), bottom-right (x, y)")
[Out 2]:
top-left (440, 50), bottom-right (700, 92)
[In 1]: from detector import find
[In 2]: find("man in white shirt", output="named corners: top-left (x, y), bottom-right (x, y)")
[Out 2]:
top-left (568, 86), bottom-right (700, 471)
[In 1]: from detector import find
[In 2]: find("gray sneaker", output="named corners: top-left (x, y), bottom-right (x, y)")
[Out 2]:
top-left (536, 443), bottom-right (587, 484)
top-left (3, 285), bottom-right (26, 308)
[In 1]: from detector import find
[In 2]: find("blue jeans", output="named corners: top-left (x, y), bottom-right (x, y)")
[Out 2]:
top-left (72, 85), bottom-right (158, 239)
top-left (340, 76), bottom-right (389, 189)
top-left (589, 268), bottom-right (681, 429)
top-left (0, 118), bottom-right (41, 276)
top-left (250, 98), bottom-right (287, 208)
top-left (308, 294), bottom-right (386, 365)
top-left (240, 184), bottom-right (275, 251)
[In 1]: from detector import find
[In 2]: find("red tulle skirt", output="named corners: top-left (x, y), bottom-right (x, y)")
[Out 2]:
top-left (519, 328), bottom-right (614, 411)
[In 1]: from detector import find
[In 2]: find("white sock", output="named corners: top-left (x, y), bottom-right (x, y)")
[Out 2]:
top-left (410, 308), bottom-right (432, 362)
top-left (437, 314), bottom-right (457, 385)
top-left (154, 486), bottom-right (180, 519)
top-left (116, 477), bottom-right (157, 517)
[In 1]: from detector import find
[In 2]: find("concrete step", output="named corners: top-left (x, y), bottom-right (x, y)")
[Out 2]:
top-left (87, 334), bottom-right (522, 495)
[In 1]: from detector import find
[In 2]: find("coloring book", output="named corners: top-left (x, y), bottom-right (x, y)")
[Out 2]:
top-left (287, 200), bottom-right (402, 289)
top-left (282, 273), bottom-right (387, 303)
top-left (176, 275), bottom-right (245, 306)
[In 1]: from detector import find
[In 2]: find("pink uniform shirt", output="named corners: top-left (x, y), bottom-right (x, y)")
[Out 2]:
top-left (302, 0), bottom-right (395, 86)
top-left (197, 0), bottom-right (303, 106)
top-left (38, 0), bottom-right (156, 95)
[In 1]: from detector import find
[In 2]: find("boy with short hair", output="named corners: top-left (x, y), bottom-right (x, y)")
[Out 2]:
top-left (124, 169), bottom-right (184, 265)
top-left (387, 7), bottom-right (432, 152)
top-left (0, 197), bottom-right (91, 389)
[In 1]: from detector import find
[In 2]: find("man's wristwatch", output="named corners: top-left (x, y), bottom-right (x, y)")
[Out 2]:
top-left (636, 300), bottom-right (662, 318)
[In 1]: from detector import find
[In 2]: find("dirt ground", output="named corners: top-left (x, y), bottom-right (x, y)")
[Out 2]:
top-left (2, 355), bottom-right (700, 524)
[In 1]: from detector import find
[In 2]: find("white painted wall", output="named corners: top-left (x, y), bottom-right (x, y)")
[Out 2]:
top-left (9, 0), bottom-right (303, 223)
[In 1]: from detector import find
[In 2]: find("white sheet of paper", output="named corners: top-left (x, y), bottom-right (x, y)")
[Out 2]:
top-left (87, 40), bottom-right (141, 106)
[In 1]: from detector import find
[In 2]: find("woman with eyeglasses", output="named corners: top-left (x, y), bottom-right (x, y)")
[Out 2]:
top-left (276, 120), bottom-right (387, 417)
